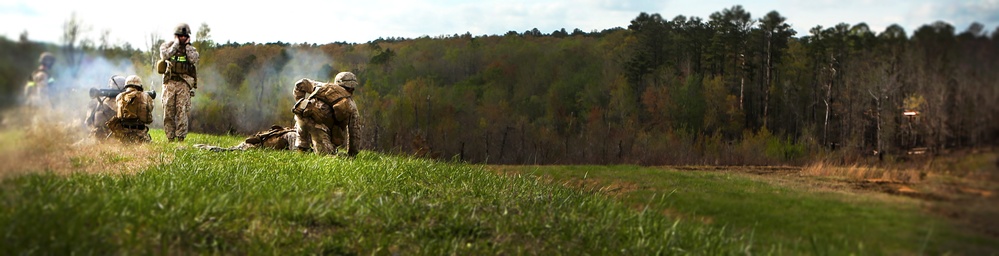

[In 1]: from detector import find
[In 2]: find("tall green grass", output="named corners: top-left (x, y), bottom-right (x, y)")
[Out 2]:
top-left (2, 131), bottom-right (757, 254)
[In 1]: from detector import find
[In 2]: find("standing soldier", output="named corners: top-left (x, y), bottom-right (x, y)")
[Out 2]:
top-left (292, 72), bottom-right (360, 157)
top-left (159, 23), bottom-right (199, 142)
top-left (23, 52), bottom-right (55, 109)
top-left (85, 75), bottom-right (126, 140)
top-left (106, 75), bottom-right (155, 143)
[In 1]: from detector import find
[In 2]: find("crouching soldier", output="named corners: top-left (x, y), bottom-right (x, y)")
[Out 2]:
top-left (292, 72), bottom-right (360, 156)
top-left (85, 75), bottom-right (127, 140)
top-left (106, 75), bottom-right (154, 143)
top-left (194, 126), bottom-right (299, 152)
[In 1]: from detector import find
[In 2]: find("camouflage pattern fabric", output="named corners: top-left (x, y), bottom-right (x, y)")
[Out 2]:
top-left (106, 118), bottom-right (152, 143)
top-left (85, 97), bottom-right (116, 140)
top-left (24, 67), bottom-right (50, 108)
top-left (86, 75), bottom-right (127, 140)
top-left (159, 41), bottom-right (199, 88)
top-left (194, 126), bottom-right (299, 152)
top-left (162, 79), bottom-right (191, 141)
top-left (292, 78), bottom-right (360, 156)
top-left (107, 86), bottom-right (153, 143)
top-left (160, 40), bottom-right (198, 142)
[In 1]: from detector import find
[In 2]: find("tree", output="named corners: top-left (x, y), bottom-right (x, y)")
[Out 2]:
top-left (61, 12), bottom-right (89, 78)
top-left (757, 11), bottom-right (795, 129)
top-left (194, 23), bottom-right (215, 65)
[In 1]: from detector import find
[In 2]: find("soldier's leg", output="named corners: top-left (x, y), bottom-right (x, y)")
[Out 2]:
top-left (139, 126), bottom-right (152, 143)
top-left (294, 116), bottom-right (312, 151)
top-left (308, 124), bottom-right (335, 155)
top-left (162, 82), bottom-right (178, 141)
top-left (175, 83), bottom-right (192, 141)
top-left (334, 99), bottom-right (360, 156)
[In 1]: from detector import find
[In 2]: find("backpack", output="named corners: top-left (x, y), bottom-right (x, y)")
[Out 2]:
top-left (245, 126), bottom-right (297, 148)
top-left (116, 85), bottom-right (153, 124)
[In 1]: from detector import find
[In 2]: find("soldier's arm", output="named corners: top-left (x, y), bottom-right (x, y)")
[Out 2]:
top-left (34, 72), bottom-right (48, 90)
top-left (186, 45), bottom-right (199, 64)
top-left (159, 41), bottom-right (175, 60)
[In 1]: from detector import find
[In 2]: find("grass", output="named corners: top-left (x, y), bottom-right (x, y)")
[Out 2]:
top-left (2, 130), bottom-right (755, 255)
top-left (491, 165), bottom-right (999, 255)
top-left (1, 129), bottom-right (995, 254)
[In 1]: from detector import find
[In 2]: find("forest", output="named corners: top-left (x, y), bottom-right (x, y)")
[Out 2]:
top-left (1, 6), bottom-right (997, 165)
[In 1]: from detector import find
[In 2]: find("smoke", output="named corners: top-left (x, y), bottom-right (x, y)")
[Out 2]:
top-left (2, 52), bottom-right (140, 139)
top-left (192, 46), bottom-right (335, 134)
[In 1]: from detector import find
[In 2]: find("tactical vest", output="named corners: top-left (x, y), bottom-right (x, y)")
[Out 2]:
top-left (116, 85), bottom-right (153, 127)
top-left (170, 47), bottom-right (194, 75)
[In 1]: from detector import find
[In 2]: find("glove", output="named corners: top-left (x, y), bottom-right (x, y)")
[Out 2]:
top-left (189, 89), bottom-right (195, 97)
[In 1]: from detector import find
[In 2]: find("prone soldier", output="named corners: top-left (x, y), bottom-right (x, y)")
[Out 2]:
top-left (194, 126), bottom-right (299, 152)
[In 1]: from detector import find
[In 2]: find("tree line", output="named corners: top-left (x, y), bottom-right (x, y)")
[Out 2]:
top-left (2, 6), bottom-right (997, 165)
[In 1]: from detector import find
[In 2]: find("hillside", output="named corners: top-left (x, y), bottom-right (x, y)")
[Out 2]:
top-left (1, 128), bottom-right (996, 254)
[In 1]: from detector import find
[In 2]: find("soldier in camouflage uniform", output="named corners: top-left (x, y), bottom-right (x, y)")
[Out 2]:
top-left (159, 23), bottom-right (199, 142)
top-left (23, 52), bottom-right (55, 109)
top-left (194, 126), bottom-right (299, 152)
top-left (85, 75), bottom-right (127, 140)
top-left (292, 72), bottom-right (360, 156)
top-left (106, 75), bottom-right (154, 143)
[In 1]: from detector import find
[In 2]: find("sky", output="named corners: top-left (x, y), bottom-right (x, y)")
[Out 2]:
top-left (1, 0), bottom-right (997, 49)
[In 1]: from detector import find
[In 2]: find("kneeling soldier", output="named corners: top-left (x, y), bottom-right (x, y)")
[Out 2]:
top-left (106, 75), bottom-right (154, 143)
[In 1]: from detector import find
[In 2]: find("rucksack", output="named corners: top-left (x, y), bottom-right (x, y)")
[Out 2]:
top-left (116, 85), bottom-right (153, 124)
top-left (244, 126), bottom-right (297, 149)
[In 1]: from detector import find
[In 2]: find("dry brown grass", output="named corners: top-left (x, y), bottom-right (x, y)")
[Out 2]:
top-left (801, 161), bottom-right (926, 184)
top-left (0, 124), bottom-right (169, 179)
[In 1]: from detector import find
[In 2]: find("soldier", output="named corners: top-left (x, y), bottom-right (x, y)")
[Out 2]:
top-left (84, 75), bottom-right (126, 140)
top-left (292, 72), bottom-right (360, 156)
top-left (23, 52), bottom-right (55, 109)
top-left (159, 23), bottom-right (199, 142)
top-left (194, 126), bottom-right (299, 152)
top-left (106, 75), bottom-right (154, 143)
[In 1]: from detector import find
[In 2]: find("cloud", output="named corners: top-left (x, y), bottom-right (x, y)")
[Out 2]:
top-left (0, 2), bottom-right (39, 16)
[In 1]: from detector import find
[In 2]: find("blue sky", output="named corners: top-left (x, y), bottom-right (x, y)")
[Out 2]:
top-left (1, 0), bottom-right (996, 49)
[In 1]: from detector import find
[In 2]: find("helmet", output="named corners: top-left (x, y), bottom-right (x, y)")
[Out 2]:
top-left (108, 75), bottom-right (127, 90)
top-left (125, 75), bottom-right (143, 86)
top-left (333, 72), bottom-right (358, 89)
top-left (174, 23), bottom-right (192, 36)
top-left (39, 52), bottom-right (55, 67)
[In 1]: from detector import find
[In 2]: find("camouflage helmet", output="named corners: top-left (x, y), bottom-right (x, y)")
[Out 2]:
top-left (333, 72), bottom-right (358, 89)
top-left (108, 75), bottom-right (127, 90)
top-left (174, 23), bottom-right (192, 36)
top-left (125, 75), bottom-right (143, 86)
top-left (39, 52), bottom-right (55, 67)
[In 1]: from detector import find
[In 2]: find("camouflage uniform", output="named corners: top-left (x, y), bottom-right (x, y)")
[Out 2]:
top-left (24, 52), bottom-right (55, 109)
top-left (106, 75), bottom-right (154, 143)
top-left (194, 126), bottom-right (299, 152)
top-left (85, 75), bottom-right (126, 140)
top-left (292, 73), bottom-right (360, 156)
top-left (160, 23), bottom-right (199, 142)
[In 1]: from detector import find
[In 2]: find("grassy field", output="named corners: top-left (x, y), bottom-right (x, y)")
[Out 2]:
top-left (1, 129), bottom-right (996, 254)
